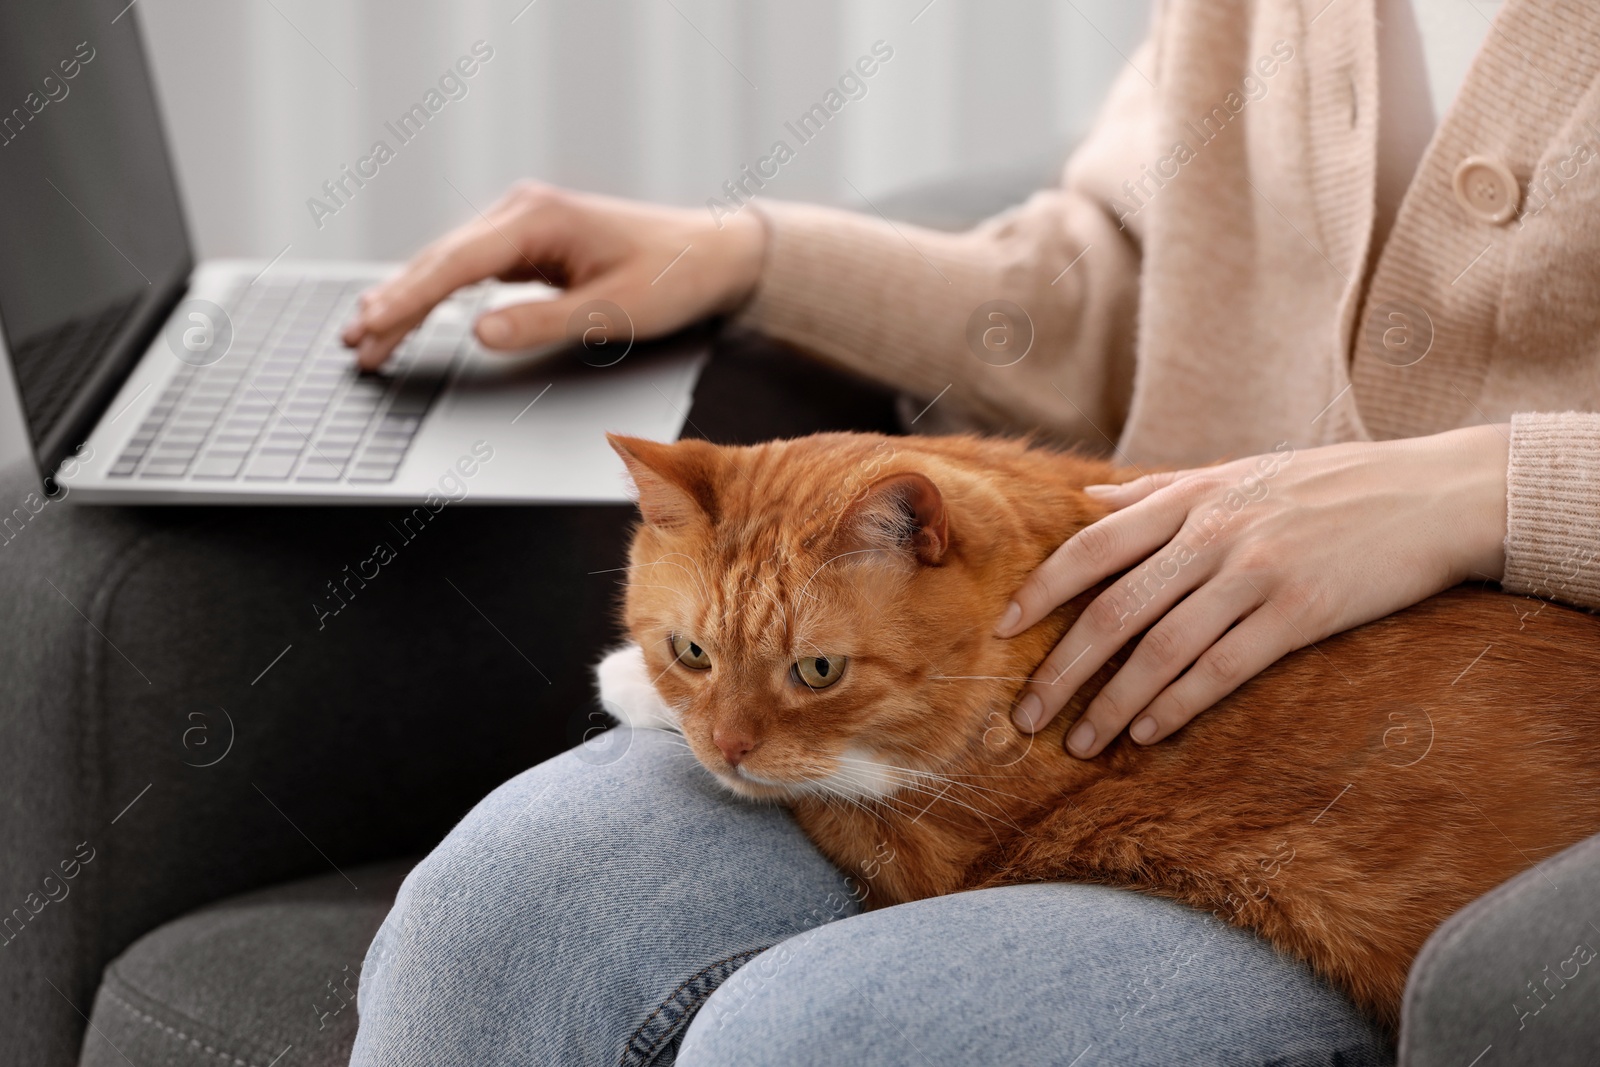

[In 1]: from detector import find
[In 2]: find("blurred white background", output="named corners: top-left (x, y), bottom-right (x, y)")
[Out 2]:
top-left (0, 0), bottom-right (1147, 471)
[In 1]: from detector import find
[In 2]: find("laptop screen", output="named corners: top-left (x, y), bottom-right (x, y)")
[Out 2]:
top-left (0, 0), bottom-right (192, 478)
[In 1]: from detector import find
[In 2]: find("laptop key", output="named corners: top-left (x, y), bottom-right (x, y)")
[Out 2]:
top-left (348, 464), bottom-right (401, 483)
top-left (164, 426), bottom-right (211, 440)
top-left (243, 453), bottom-right (298, 480)
top-left (141, 459), bottom-right (193, 478)
top-left (191, 455), bottom-right (246, 479)
top-left (297, 457), bottom-right (346, 481)
top-left (318, 424), bottom-right (364, 439)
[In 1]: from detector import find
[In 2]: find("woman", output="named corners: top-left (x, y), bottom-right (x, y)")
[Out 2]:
top-left (345, 0), bottom-right (1600, 1062)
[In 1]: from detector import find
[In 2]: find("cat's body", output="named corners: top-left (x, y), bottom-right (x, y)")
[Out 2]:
top-left (599, 430), bottom-right (1600, 1029)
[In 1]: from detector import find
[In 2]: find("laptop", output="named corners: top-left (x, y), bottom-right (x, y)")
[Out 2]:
top-left (0, 0), bottom-right (705, 504)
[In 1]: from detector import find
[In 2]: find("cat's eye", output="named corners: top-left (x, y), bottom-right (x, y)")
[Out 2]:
top-left (794, 655), bottom-right (847, 690)
top-left (670, 634), bottom-right (712, 670)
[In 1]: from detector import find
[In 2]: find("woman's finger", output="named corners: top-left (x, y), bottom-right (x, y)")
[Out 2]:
top-left (348, 191), bottom-right (575, 363)
top-left (371, 221), bottom-right (534, 335)
top-left (1081, 468), bottom-right (1192, 510)
top-left (1128, 606), bottom-right (1302, 745)
top-left (1012, 531), bottom-right (1217, 733)
top-left (473, 270), bottom-right (647, 351)
top-left (1063, 577), bottom-right (1263, 757)
top-left (354, 318), bottom-right (421, 371)
top-left (996, 488), bottom-right (1192, 638)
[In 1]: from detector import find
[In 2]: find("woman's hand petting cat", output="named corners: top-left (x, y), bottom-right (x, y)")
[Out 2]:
top-left (341, 182), bottom-right (768, 370)
top-left (995, 424), bottom-right (1512, 758)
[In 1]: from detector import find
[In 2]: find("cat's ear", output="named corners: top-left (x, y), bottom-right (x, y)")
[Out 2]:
top-left (835, 472), bottom-right (948, 566)
top-left (607, 433), bottom-right (720, 529)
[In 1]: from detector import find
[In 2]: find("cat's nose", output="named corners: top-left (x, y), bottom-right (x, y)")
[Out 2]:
top-left (712, 726), bottom-right (757, 766)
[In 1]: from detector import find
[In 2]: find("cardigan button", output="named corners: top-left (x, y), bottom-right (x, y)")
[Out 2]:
top-left (1452, 156), bottom-right (1521, 224)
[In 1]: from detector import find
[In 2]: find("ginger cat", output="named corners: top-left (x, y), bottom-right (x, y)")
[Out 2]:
top-left (596, 430), bottom-right (1600, 1029)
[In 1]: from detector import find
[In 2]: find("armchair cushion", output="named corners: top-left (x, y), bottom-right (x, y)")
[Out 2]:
top-left (80, 861), bottom-right (413, 1067)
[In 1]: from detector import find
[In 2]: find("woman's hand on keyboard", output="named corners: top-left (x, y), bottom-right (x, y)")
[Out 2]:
top-left (341, 182), bottom-right (768, 370)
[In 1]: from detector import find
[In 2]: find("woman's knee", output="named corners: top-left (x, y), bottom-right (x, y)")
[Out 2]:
top-left (678, 884), bottom-right (1392, 1067)
top-left (353, 727), bottom-right (860, 1065)
top-left (365, 729), bottom-right (734, 976)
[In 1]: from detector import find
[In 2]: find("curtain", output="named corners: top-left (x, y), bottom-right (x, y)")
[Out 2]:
top-left (137, 0), bottom-right (1147, 259)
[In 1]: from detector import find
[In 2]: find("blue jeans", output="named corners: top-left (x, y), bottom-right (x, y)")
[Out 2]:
top-left (348, 729), bottom-right (1392, 1065)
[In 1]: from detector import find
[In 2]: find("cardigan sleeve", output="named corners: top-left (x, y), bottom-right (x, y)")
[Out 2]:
top-left (1500, 411), bottom-right (1600, 612)
top-left (732, 30), bottom-right (1163, 449)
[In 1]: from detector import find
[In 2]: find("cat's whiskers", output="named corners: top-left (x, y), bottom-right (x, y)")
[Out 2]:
top-left (839, 746), bottom-right (1033, 787)
top-left (829, 758), bottom-right (1024, 838)
top-left (857, 767), bottom-right (1017, 819)
top-left (929, 674), bottom-right (1076, 687)
top-left (606, 554), bottom-right (713, 608)
top-left (815, 766), bottom-right (932, 827)
top-left (643, 653), bottom-right (693, 696)
top-left (874, 767), bottom-right (1035, 808)
top-left (810, 776), bottom-right (893, 825)
top-left (844, 742), bottom-right (1030, 793)
top-left (623, 580), bottom-right (702, 615)
top-left (836, 769), bottom-right (1012, 846)
top-left (832, 757), bottom-right (1036, 839)
top-left (591, 560), bottom-right (685, 576)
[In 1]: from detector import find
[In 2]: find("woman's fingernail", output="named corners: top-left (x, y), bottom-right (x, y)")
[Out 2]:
top-left (1067, 719), bottom-right (1096, 755)
top-left (478, 314), bottom-right (512, 346)
top-left (1012, 693), bottom-right (1043, 731)
top-left (1082, 484), bottom-right (1117, 497)
top-left (995, 601), bottom-right (1022, 636)
top-left (1131, 717), bottom-right (1158, 743)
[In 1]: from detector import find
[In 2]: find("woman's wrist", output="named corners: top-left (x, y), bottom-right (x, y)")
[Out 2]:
top-left (1441, 422), bottom-right (1511, 583)
top-left (708, 209), bottom-right (769, 316)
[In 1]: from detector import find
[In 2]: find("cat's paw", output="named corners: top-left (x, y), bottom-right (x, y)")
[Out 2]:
top-left (595, 643), bottom-right (681, 731)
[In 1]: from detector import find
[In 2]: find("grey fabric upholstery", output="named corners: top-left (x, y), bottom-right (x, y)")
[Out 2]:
top-left (0, 460), bottom-right (636, 1067)
top-left (1399, 831), bottom-right (1600, 1066)
top-left (79, 862), bottom-right (413, 1067)
top-left (0, 462), bottom-right (637, 1067)
top-left (0, 329), bottom-right (902, 1067)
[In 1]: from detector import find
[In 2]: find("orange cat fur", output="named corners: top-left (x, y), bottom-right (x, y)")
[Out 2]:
top-left (599, 430), bottom-right (1600, 1029)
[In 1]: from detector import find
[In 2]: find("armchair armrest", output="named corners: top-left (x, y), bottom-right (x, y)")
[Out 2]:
top-left (1400, 832), bottom-right (1600, 1064)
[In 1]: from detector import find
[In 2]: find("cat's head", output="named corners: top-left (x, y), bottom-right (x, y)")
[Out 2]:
top-left (605, 431), bottom-right (1107, 803)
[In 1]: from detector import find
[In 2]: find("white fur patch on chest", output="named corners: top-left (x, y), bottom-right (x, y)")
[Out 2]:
top-left (594, 643), bottom-right (681, 731)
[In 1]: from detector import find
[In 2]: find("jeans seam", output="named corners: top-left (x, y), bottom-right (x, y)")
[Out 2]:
top-left (618, 946), bottom-right (768, 1067)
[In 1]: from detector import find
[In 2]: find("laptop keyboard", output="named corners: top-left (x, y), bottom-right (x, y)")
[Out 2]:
top-left (110, 277), bottom-right (476, 484)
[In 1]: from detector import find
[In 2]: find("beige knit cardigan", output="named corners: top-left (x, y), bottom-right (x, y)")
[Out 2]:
top-left (737, 0), bottom-right (1600, 614)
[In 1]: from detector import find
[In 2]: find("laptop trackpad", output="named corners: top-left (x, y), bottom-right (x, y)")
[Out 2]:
top-left (409, 336), bottom-right (707, 503)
